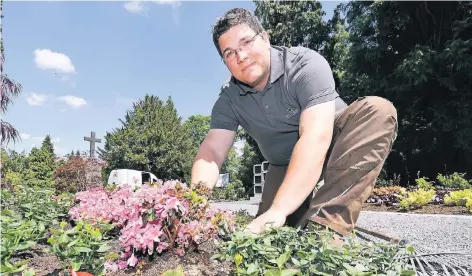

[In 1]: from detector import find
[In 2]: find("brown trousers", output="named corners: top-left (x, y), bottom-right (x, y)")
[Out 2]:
top-left (256, 96), bottom-right (398, 236)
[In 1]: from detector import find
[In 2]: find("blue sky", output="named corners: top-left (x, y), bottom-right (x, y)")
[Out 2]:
top-left (3, 0), bottom-right (342, 157)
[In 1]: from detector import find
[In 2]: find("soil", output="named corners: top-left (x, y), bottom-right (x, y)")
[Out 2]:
top-left (11, 238), bottom-right (234, 276)
top-left (362, 203), bottom-right (471, 215)
top-left (113, 240), bottom-right (234, 276)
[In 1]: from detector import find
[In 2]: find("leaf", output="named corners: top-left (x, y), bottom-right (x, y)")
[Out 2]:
top-left (265, 269), bottom-right (281, 276)
top-left (67, 240), bottom-right (79, 248)
top-left (281, 269), bottom-right (301, 276)
top-left (234, 253), bottom-right (243, 267)
top-left (246, 263), bottom-right (259, 275)
top-left (276, 251), bottom-right (291, 268)
top-left (72, 262), bottom-right (81, 271)
top-left (58, 234), bottom-right (69, 244)
top-left (401, 270), bottom-right (417, 275)
top-left (96, 244), bottom-right (111, 252)
top-left (74, 247), bottom-right (92, 253)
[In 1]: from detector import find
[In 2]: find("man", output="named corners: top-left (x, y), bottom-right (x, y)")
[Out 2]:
top-left (190, 8), bottom-right (398, 237)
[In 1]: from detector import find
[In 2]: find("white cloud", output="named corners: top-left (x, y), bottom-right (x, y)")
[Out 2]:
top-left (20, 133), bottom-right (31, 139)
top-left (153, 0), bottom-right (180, 7)
top-left (32, 136), bottom-right (45, 141)
top-left (124, 1), bottom-right (147, 15)
top-left (26, 93), bottom-right (47, 106)
top-left (34, 49), bottom-right (76, 73)
top-left (58, 95), bottom-right (87, 109)
top-left (124, 0), bottom-right (180, 21)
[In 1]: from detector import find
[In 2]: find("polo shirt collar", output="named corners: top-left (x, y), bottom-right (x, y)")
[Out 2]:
top-left (233, 46), bottom-right (285, 95)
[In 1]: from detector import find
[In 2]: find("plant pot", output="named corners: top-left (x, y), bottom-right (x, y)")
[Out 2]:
top-left (70, 268), bottom-right (94, 276)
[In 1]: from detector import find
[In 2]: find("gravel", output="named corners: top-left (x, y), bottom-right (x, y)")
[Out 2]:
top-left (356, 211), bottom-right (472, 253)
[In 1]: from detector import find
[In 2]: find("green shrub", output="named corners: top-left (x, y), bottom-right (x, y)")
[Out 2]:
top-left (211, 179), bottom-right (247, 201)
top-left (45, 219), bottom-right (117, 275)
top-left (1, 211), bottom-right (46, 274)
top-left (397, 188), bottom-right (435, 210)
top-left (444, 189), bottom-right (472, 212)
top-left (436, 172), bottom-right (471, 189)
top-left (415, 176), bottom-right (433, 190)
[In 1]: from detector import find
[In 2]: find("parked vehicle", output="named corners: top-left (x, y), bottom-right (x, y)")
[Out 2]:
top-left (107, 169), bottom-right (159, 188)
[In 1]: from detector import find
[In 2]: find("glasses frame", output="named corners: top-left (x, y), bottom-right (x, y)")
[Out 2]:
top-left (221, 32), bottom-right (261, 63)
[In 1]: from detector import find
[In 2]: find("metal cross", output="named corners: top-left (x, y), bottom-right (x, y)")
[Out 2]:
top-left (84, 131), bottom-right (101, 157)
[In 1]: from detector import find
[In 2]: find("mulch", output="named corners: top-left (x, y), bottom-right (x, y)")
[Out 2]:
top-left (362, 203), bottom-right (471, 215)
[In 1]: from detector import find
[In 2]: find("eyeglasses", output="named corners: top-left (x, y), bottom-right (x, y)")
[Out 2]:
top-left (222, 33), bottom-right (260, 63)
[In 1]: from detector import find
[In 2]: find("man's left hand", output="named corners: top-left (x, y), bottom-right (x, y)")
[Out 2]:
top-left (245, 207), bottom-right (286, 234)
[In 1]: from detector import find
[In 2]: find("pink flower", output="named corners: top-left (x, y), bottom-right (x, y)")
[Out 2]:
top-left (127, 253), bottom-right (138, 267)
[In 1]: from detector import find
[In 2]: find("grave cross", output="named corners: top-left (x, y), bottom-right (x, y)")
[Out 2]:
top-left (84, 131), bottom-right (101, 158)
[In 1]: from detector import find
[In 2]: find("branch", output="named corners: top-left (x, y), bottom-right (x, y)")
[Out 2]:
top-left (0, 119), bottom-right (21, 145)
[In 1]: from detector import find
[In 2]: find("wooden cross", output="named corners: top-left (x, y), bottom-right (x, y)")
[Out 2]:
top-left (84, 131), bottom-right (101, 157)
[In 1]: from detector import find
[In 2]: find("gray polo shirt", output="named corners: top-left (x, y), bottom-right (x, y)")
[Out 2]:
top-left (210, 45), bottom-right (347, 165)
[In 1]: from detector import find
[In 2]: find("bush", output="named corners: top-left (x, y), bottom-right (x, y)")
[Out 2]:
top-left (68, 180), bottom-right (236, 272)
top-left (415, 176), bottom-right (433, 190)
top-left (444, 189), bottom-right (472, 212)
top-left (375, 172), bottom-right (401, 188)
top-left (397, 188), bottom-right (435, 210)
top-left (53, 155), bottom-right (106, 193)
top-left (45, 219), bottom-right (117, 275)
top-left (211, 179), bottom-right (247, 201)
top-left (436, 172), bottom-right (472, 189)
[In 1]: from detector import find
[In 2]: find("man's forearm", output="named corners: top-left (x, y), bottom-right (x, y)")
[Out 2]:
top-left (190, 146), bottom-right (221, 189)
top-left (270, 134), bottom-right (330, 217)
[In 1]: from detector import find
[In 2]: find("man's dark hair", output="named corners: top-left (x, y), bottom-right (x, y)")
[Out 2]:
top-left (212, 8), bottom-right (264, 57)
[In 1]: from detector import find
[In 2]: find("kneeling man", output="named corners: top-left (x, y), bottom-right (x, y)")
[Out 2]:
top-left (190, 8), bottom-right (398, 237)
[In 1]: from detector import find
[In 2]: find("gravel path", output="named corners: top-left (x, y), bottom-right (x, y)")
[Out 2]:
top-left (356, 211), bottom-right (472, 253)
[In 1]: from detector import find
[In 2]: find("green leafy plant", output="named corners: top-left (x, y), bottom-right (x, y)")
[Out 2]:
top-left (44, 219), bottom-right (116, 275)
top-left (444, 189), bottom-right (472, 212)
top-left (436, 172), bottom-right (472, 189)
top-left (415, 176), bottom-right (433, 190)
top-left (213, 226), bottom-right (416, 276)
top-left (17, 186), bottom-right (74, 226)
top-left (397, 188), bottom-right (436, 210)
top-left (0, 211), bottom-right (46, 274)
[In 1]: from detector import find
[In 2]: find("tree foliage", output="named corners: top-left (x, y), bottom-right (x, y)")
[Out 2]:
top-left (342, 1), bottom-right (472, 184)
top-left (98, 95), bottom-right (194, 183)
top-left (53, 153), bottom-right (106, 193)
top-left (1, 0), bottom-right (23, 145)
top-left (253, 0), bottom-right (472, 185)
top-left (183, 115), bottom-right (211, 150)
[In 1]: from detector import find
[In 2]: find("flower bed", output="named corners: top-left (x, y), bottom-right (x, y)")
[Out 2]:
top-left (365, 185), bottom-right (472, 215)
top-left (2, 180), bottom-right (421, 276)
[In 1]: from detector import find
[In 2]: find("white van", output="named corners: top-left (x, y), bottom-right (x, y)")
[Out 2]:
top-left (107, 169), bottom-right (160, 189)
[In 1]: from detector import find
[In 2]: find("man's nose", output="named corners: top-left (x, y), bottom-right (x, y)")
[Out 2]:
top-left (236, 49), bottom-right (249, 63)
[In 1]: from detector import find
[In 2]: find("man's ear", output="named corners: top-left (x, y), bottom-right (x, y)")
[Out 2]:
top-left (261, 31), bottom-right (270, 42)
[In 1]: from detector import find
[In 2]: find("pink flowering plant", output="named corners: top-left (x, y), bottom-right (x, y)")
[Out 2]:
top-left (68, 180), bottom-right (236, 272)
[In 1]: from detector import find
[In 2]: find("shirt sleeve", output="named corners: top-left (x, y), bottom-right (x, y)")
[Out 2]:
top-left (210, 93), bottom-right (239, 131)
top-left (291, 48), bottom-right (339, 111)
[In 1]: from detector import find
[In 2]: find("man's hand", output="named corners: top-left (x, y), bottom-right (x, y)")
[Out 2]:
top-left (244, 207), bottom-right (286, 234)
